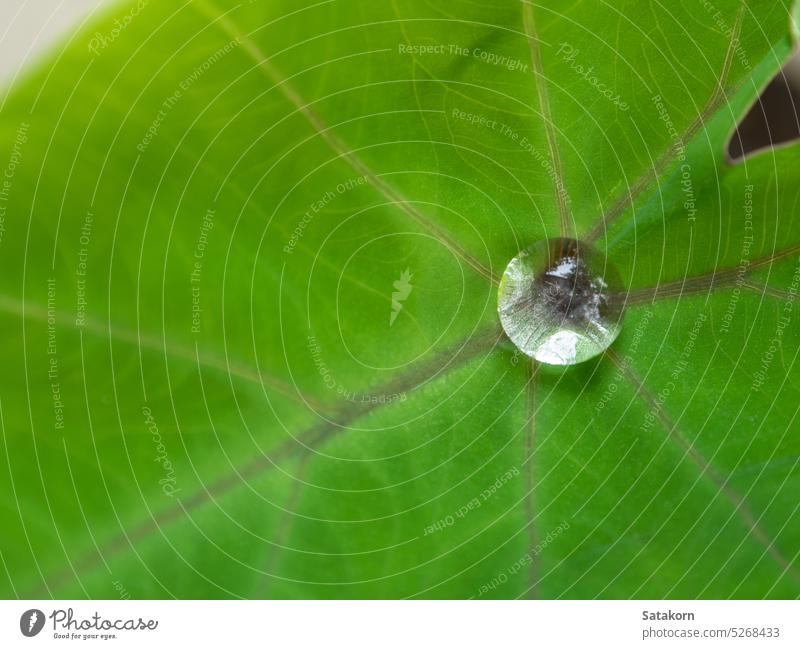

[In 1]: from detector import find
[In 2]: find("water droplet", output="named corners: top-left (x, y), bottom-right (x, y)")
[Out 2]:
top-left (498, 238), bottom-right (623, 365)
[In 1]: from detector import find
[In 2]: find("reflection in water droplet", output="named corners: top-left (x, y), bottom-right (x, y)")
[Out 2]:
top-left (498, 238), bottom-right (623, 365)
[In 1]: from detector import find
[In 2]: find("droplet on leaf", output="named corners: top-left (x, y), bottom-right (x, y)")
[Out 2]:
top-left (498, 238), bottom-right (623, 365)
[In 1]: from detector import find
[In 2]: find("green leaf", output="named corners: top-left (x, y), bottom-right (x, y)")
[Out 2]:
top-left (1, 0), bottom-right (799, 598)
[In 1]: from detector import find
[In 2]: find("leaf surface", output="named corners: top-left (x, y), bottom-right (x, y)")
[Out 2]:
top-left (0, 0), bottom-right (799, 598)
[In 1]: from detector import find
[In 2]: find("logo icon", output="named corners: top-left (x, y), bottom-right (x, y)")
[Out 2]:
top-left (390, 268), bottom-right (413, 326)
top-left (20, 609), bottom-right (45, 637)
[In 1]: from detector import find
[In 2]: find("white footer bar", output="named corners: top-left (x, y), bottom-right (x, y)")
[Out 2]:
top-left (0, 600), bottom-right (796, 648)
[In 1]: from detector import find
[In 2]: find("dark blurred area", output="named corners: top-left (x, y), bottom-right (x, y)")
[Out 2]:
top-left (728, 51), bottom-right (800, 159)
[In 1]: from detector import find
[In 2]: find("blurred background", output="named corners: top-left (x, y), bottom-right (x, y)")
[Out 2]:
top-left (0, 0), bottom-right (106, 84)
top-left (729, 52), bottom-right (800, 159)
top-left (0, 0), bottom-right (798, 158)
